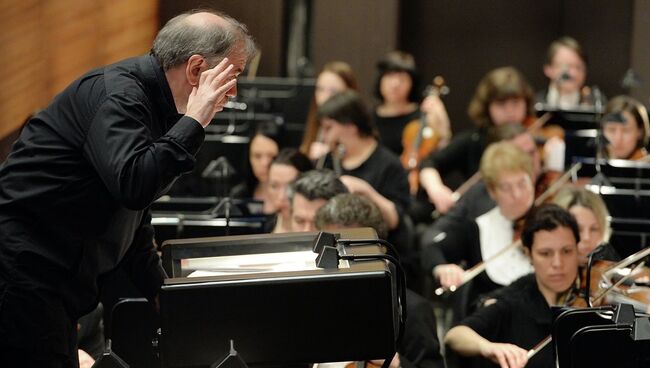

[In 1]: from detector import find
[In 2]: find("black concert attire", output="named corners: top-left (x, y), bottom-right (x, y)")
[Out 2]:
top-left (400, 289), bottom-right (445, 368)
top-left (373, 109), bottom-right (420, 156)
top-left (77, 303), bottom-right (105, 360)
top-left (457, 273), bottom-right (554, 368)
top-left (420, 207), bottom-right (532, 317)
top-left (0, 53), bottom-right (204, 365)
top-left (323, 144), bottom-right (418, 283)
top-left (445, 181), bottom-right (495, 222)
top-left (420, 127), bottom-right (488, 183)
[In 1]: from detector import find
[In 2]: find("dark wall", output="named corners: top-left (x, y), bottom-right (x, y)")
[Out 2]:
top-left (312, 0), bottom-right (399, 105)
top-left (159, 0), bottom-right (285, 77)
top-left (400, 0), bottom-right (633, 132)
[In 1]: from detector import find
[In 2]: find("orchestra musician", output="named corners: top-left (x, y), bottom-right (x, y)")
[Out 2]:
top-left (419, 66), bottom-right (535, 215)
top-left (444, 204), bottom-right (580, 368)
top-left (300, 62), bottom-right (359, 162)
top-left (372, 51), bottom-right (423, 156)
top-left (552, 187), bottom-right (614, 267)
top-left (288, 169), bottom-right (348, 233)
top-left (230, 121), bottom-right (282, 200)
top-left (444, 123), bottom-right (543, 222)
top-left (421, 141), bottom-right (535, 316)
top-left (536, 36), bottom-right (603, 110)
top-left (317, 90), bottom-right (410, 234)
top-left (264, 148), bottom-right (313, 233)
top-left (601, 95), bottom-right (650, 160)
top-left (314, 193), bottom-right (445, 368)
top-left (0, 9), bottom-right (256, 366)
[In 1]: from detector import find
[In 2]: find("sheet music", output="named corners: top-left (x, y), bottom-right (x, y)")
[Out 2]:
top-left (186, 250), bottom-right (349, 277)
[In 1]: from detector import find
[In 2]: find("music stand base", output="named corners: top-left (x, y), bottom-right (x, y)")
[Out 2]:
top-left (211, 340), bottom-right (249, 368)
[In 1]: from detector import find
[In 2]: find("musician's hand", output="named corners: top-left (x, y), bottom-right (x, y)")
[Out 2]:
top-left (309, 141), bottom-right (330, 161)
top-left (421, 95), bottom-right (452, 144)
top-left (433, 264), bottom-right (464, 289)
top-left (78, 349), bottom-right (95, 368)
top-left (186, 58), bottom-right (238, 127)
top-left (370, 353), bottom-right (401, 368)
top-left (340, 175), bottom-right (373, 196)
top-left (425, 185), bottom-right (456, 214)
top-left (479, 341), bottom-right (528, 368)
top-left (543, 136), bottom-right (565, 172)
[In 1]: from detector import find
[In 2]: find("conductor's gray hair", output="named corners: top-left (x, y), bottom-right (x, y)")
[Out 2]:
top-left (152, 9), bottom-right (257, 71)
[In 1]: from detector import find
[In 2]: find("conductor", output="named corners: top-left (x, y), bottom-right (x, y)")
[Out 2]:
top-left (0, 9), bottom-right (256, 367)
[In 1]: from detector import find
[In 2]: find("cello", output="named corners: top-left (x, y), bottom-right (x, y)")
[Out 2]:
top-left (400, 76), bottom-right (450, 195)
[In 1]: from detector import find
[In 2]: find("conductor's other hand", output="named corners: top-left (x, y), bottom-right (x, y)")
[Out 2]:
top-left (186, 57), bottom-right (238, 127)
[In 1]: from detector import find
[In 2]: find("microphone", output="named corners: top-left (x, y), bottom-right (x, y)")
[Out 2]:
top-left (557, 67), bottom-right (572, 83)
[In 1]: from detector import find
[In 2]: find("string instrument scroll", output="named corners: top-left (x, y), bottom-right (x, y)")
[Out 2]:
top-left (400, 76), bottom-right (450, 195)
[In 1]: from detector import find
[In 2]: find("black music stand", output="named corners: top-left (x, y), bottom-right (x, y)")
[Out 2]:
top-left (553, 304), bottom-right (650, 368)
top-left (109, 298), bottom-right (160, 368)
top-left (158, 229), bottom-right (399, 368)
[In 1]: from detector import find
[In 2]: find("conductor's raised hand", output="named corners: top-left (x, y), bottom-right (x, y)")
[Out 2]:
top-left (185, 57), bottom-right (238, 128)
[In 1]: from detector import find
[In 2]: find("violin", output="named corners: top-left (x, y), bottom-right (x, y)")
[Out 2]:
top-left (400, 76), bottom-right (450, 195)
top-left (527, 245), bottom-right (650, 362)
top-left (433, 162), bottom-right (582, 296)
top-left (580, 246), bottom-right (650, 312)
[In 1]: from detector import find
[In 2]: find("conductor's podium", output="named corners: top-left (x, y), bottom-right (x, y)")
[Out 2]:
top-left (159, 228), bottom-right (401, 368)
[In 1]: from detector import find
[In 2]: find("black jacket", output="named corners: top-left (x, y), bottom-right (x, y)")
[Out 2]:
top-left (0, 53), bottom-right (204, 318)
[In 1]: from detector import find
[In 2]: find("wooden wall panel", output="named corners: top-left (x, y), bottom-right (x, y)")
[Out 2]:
top-left (0, 0), bottom-right (158, 140)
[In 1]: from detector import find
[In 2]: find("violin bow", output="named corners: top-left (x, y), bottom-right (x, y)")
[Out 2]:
top-left (433, 162), bottom-right (582, 296)
top-left (431, 112), bottom-right (551, 219)
top-left (527, 262), bottom-right (646, 362)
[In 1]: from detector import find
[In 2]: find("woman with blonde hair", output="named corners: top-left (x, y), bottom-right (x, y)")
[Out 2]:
top-left (553, 187), bottom-right (611, 266)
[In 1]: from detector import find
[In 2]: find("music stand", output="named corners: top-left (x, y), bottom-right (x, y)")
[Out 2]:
top-left (553, 304), bottom-right (650, 368)
top-left (553, 306), bottom-right (615, 368)
top-left (158, 229), bottom-right (399, 368)
top-left (109, 298), bottom-right (160, 368)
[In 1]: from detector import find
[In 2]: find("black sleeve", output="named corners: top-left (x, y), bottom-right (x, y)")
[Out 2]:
top-left (379, 159), bottom-right (411, 216)
top-left (120, 211), bottom-right (166, 301)
top-left (83, 94), bottom-right (205, 210)
top-left (458, 298), bottom-right (511, 343)
top-left (399, 290), bottom-right (445, 368)
top-left (420, 215), bottom-right (475, 273)
top-left (77, 303), bottom-right (105, 360)
top-left (420, 131), bottom-right (473, 176)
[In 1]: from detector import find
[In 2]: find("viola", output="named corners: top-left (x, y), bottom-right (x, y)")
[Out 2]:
top-left (527, 245), bottom-right (650, 362)
top-left (400, 76), bottom-right (449, 195)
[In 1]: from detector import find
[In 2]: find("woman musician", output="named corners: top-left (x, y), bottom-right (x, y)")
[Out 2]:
top-left (419, 66), bottom-right (535, 215)
top-left (444, 204), bottom-right (581, 368)
top-left (601, 95), bottom-right (649, 161)
top-left (299, 61), bottom-right (359, 162)
top-left (420, 141), bottom-right (535, 318)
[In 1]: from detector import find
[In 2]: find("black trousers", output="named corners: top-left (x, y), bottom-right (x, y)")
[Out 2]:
top-left (0, 254), bottom-right (79, 368)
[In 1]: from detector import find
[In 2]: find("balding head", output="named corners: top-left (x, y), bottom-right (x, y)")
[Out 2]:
top-left (152, 9), bottom-right (257, 71)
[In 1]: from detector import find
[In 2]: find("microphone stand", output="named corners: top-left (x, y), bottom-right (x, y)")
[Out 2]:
top-left (203, 157), bottom-right (239, 236)
top-left (591, 86), bottom-right (612, 190)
